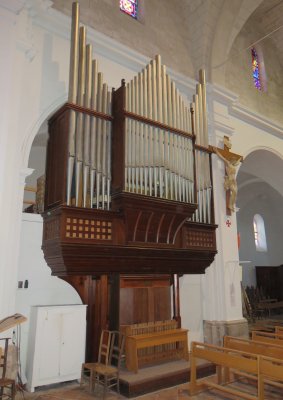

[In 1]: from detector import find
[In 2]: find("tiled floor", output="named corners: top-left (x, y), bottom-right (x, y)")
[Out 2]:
top-left (16, 378), bottom-right (283, 400)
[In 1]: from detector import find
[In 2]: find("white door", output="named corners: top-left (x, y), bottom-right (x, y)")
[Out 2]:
top-left (59, 308), bottom-right (86, 377)
top-left (37, 309), bottom-right (61, 381)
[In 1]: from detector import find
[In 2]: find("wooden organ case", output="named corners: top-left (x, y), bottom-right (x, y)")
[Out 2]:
top-left (42, 3), bottom-right (217, 362)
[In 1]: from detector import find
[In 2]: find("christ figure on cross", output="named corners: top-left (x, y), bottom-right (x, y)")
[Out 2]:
top-left (210, 136), bottom-right (243, 215)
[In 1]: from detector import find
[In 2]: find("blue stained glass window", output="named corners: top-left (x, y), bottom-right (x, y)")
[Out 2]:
top-left (120, 0), bottom-right (138, 19)
top-left (251, 47), bottom-right (261, 90)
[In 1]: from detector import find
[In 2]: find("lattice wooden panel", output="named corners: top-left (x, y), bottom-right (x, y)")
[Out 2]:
top-left (65, 217), bottom-right (112, 240)
top-left (185, 230), bottom-right (214, 249)
top-left (44, 218), bottom-right (60, 241)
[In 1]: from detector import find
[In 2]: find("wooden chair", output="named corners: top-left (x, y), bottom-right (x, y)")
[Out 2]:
top-left (0, 338), bottom-right (16, 400)
top-left (81, 330), bottom-right (125, 398)
top-left (81, 330), bottom-right (113, 391)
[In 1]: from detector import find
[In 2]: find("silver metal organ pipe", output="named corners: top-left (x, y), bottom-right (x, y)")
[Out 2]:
top-left (106, 90), bottom-right (112, 209)
top-left (196, 84), bottom-right (204, 146)
top-left (101, 83), bottom-right (108, 209)
top-left (156, 55), bottom-right (163, 198)
top-left (151, 59), bottom-right (158, 197)
top-left (147, 64), bottom-right (153, 197)
top-left (199, 69), bottom-right (208, 147)
top-left (134, 75), bottom-right (139, 194)
top-left (75, 26), bottom-right (86, 206)
top-left (130, 79), bottom-right (136, 193)
top-left (138, 72), bottom-right (143, 194)
top-left (143, 68), bottom-right (148, 195)
top-left (162, 65), bottom-right (169, 199)
top-left (83, 43), bottom-right (92, 207)
top-left (193, 94), bottom-right (199, 145)
top-left (96, 72), bottom-right (103, 208)
top-left (90, 59), bottom-right (98, 207)
top-left (67, 2), bottom-right (79, 205)
top-left (125, 82), bottom-right (130, 191)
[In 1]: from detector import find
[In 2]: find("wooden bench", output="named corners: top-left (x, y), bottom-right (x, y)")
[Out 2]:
top-left (251, 330), bottom-right (283, 346)
top-left (224, 335), bottom-right (283, 359)
top-left (121, 320), bottom-right (189, 373)
top-left (190, 340), bottom-right (283, 399)
top-left (258, 356), bottom-right (283, 398)
top-left (223, 335), bottom-right (283, 383)
top-left (125, 329), bottom-right (189, 373)
top-left (275, 325), bottom-right (283, 334)
top-left (190, 341), bottom-right (259, 399)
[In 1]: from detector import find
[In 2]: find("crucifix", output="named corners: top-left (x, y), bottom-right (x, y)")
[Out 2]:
top-left (210, 136), bottom-right (243, 216)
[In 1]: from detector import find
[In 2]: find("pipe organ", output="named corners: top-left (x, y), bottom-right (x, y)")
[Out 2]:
top-left (43, 1), bottom-right (217, 276)
top-left (42, 2), bottom-right (217, 362)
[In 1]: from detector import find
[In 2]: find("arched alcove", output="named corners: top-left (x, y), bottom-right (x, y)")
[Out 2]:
top-left (18, 110), bottom-right (84, 381)
top-left (237, 149), bottom-right (283, 287)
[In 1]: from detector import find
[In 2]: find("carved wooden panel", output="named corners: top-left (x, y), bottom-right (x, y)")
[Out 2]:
top-left (183, 222), bottom-right (217, 251)
top-left (112, 192), bottom-right (197, 245)
top-left (120, 276), bottom-right (171, 325)
top-left (43, 217), bottom-right (60, 241)
top-left (65, 217), bottom-right (112, 241)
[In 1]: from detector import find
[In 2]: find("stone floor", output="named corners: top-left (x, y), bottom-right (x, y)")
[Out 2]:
top-left (16, 378), bottom-right (283, 400)
top-left (15, 316), bottom-right (283, 400)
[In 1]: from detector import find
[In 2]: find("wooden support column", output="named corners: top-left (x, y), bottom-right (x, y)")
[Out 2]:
top-left (172, 274), bottom-right (181, 328)
top-left (108, 273), bottom-right (120, 331)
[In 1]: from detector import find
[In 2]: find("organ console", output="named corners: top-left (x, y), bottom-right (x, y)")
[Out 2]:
top-left (42, 2), bottom-right (217, 361)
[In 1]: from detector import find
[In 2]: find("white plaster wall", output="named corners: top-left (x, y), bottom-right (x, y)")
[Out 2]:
top-left (16, 213), bottom-right (81, 382)
top-left (180, 275), bottom-right (204, 347)
top-left (231, 116), bottom-right (283, 160)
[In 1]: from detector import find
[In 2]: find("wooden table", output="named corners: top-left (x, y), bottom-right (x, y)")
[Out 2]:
top-left (125, 328), bottom-right (189, 373)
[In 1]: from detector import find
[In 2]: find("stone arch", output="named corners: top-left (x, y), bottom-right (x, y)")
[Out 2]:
top-left (21, 94), bottom-right (67, 168)
top-left (237, 146), bottom-right (283, 287)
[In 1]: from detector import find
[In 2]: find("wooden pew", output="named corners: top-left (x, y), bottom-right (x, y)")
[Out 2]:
top-left (223, 335), bottom-right (283, 384)
top-left (190, 341), bottom-right (259, 399)
top-left (190, 341), bottom-right (283, 399)
top-left (275, 325), bottom-right (283, 334)
top-left (251, 330), bottom-right (283, 346)
top-left (258, 356), bottom-right (283, 400)
top-left (224, 335), bottom-right (283, 360)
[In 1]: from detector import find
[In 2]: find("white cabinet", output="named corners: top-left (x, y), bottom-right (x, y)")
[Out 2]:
top-left (26, 305), bottom-right (87, 392)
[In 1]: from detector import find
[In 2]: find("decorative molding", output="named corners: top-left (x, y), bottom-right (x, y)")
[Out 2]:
top-left (230, 102), bottom-right (283, 138)
top-left (208, 83), bottom-right (239, 105)
top-left (209, 83), bottom-right (283, 140)
top-left (208, 84), bottom-right (237, 138)
top-left (15, 2), bottom-right (39, 61)
top-left (212, 118), bottom-right (235, 137)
